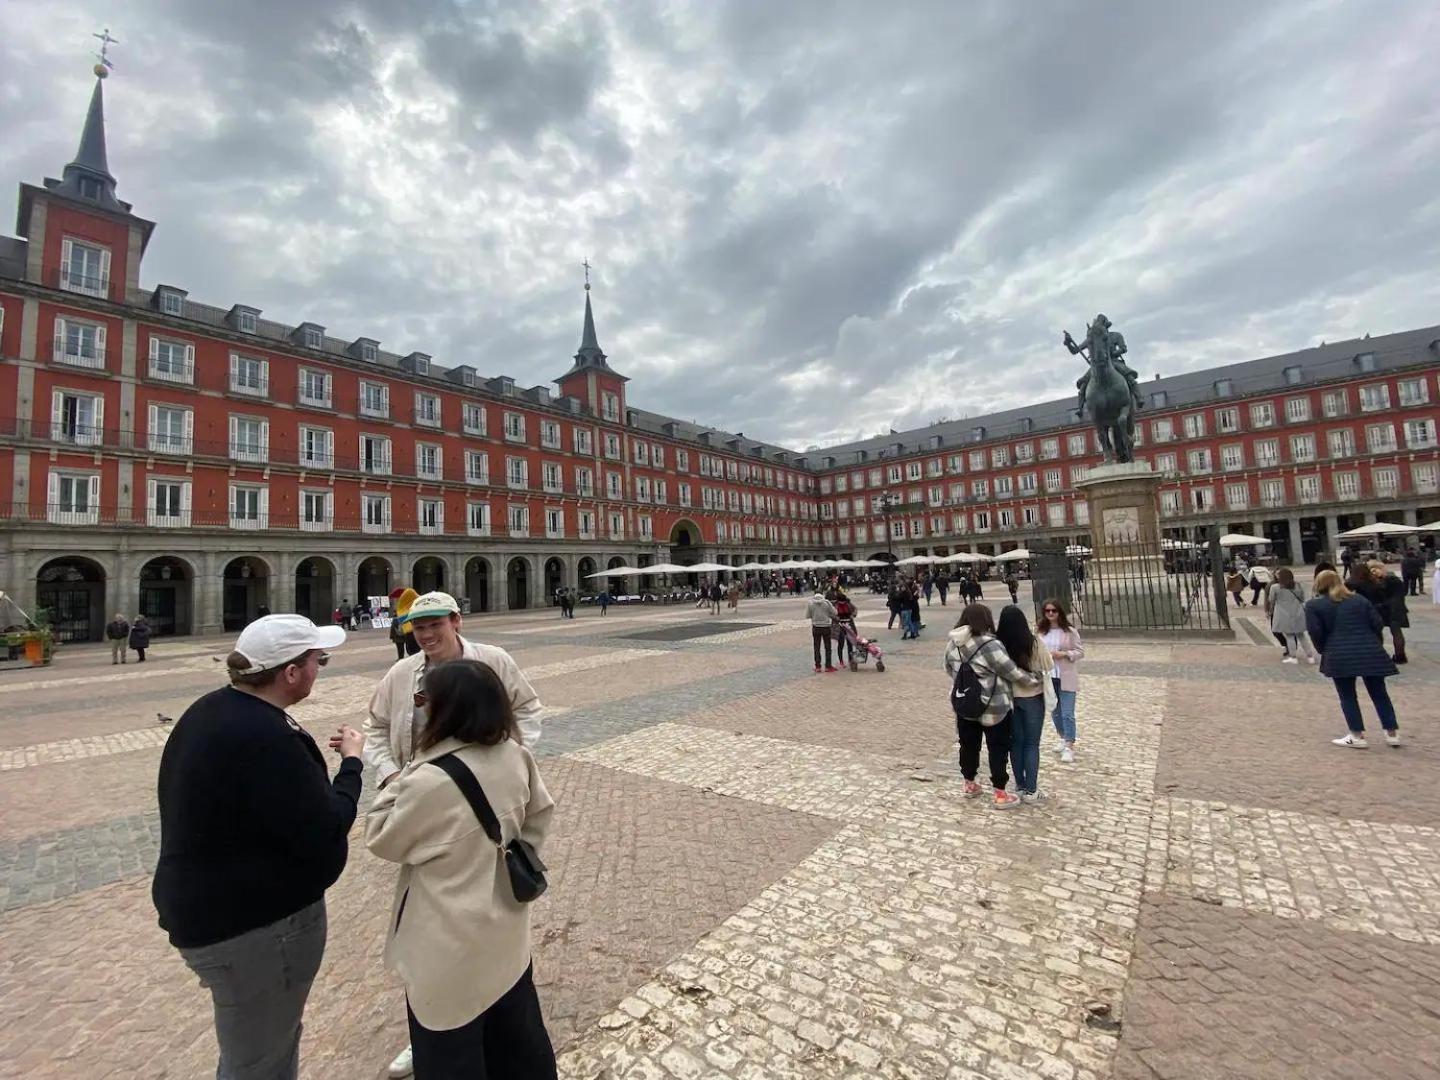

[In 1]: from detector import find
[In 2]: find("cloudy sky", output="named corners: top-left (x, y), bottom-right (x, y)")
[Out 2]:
top-left (2, 0), bottom-right (1437, 449)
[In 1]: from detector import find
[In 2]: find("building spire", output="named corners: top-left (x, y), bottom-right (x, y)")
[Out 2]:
top-left (47, 29), bottom-right (126, 212)
top-left (574, 258), bottom-right (607, 368)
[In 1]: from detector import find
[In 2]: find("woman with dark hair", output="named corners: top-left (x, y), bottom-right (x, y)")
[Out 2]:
top-left (1266, 567), bottom-right (1316, 664)
top-left (367, 659), bottom-right (557, 1079)
top-left (1305, 569), bottom-right (1400, 749)
top-left (996, 605), bottom-right (1057, 804)
top-left (944, 603), bottom-right (1039, 810)
top-left (1036, 599), bottom-right (1084, 763)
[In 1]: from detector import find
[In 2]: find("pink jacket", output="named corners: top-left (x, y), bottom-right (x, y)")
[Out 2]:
top-left (1040, 627), bottom-right (1084, 692)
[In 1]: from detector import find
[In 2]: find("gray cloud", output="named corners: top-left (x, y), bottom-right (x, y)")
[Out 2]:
top-left (1, 0), bottom-right (1437, 451)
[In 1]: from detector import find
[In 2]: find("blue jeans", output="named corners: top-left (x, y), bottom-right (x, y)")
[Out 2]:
top-left (1332, 675), bottom-right (1398, 733)
top-left (1009, 696), bottom-right (1045, 795)
top-left (900, 610), bottom-right (916, 637)
top-left (1051, 678), bottom-right (1076, 744)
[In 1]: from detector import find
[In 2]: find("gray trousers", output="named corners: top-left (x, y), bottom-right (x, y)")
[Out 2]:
top-left (178, 900), bottom-right (327, 1080)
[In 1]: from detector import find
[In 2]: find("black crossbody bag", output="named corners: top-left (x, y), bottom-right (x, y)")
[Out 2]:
top-left (429, 753), bottom-right (548, 903)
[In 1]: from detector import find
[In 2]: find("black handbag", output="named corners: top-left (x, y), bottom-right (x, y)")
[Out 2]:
top-left (429, 753), bottom-right (548, 903)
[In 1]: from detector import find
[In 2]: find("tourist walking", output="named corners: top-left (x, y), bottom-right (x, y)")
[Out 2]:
top-left (153, 614), bottom-right (357, 1080)
top-left (1003, 568), bottom-right (1019, 605)
top-left (367, 659), bottom-right (557, 1080)
top-left (945, 604), bottom-right (1039, 809)
top-left (900, 583), bottom-right (922, 639)
top-left (598, 589), bottom-right (611, 616)
top-left (1402, 549), bottom-right (1425, 597)
top-left (922, 574), bottom-right (934, 606)
top-left (1305, 569), bottom-right (1400, 748)
top-left (886, 584), bottom-right (903, 630)
top-left (996, 605), bottom-right (1058, 804)
top-left (105, 611), bottom-right (129, 664)
top-left (710, 582), bottom-right (723, 615)
top-left (935, 571), bottom-right (950, 606)
top-left (129, 614), bottom-right (151, 662)
top-left (391, 588), bottom-right (420, 660)
top-left (1265, 568), bottom-right (1317, 664)
top-left (1037, 599), bottom-right (1083, 763)
top-left (832, 588), bottom-right (857, 668)
top-left (364, 591), bottom-right (545, 1078)
top-left (806, 588), bottom-right (838, 673)
top-left (1368, 560), bottom-right (1410, 664)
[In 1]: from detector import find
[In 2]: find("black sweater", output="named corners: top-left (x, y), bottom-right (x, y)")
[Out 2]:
top-left (152, 686), bottom-right (363, 948)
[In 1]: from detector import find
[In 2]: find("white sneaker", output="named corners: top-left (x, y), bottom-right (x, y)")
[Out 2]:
top-left (1282, 657), bottom-right (1298, 664)
top-left (1306, 655), bottom-right (1318, 665)
top-left (1385, 731), bottom-right (1402, 748)
top-left (388, 1046), bottom-right (414, 1078)
top-left (1331, 734), bottom-right (1369, 749)
top-left (1020, 791), bottom-right (1048, 805)
top-left (1060, 746), bottom-right (1075, 764)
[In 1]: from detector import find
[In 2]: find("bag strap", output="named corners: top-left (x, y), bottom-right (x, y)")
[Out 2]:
top-left (429, 753), bottom-right (503, 849)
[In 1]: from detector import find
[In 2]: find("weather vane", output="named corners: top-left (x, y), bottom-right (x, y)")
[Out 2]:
top-left (582, 257), bottom-right (591, 292)
top-left (92, 28), bottom-right (119, 78)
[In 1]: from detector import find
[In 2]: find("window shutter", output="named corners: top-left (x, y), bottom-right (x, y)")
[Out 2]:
top-left (185, 344), bottom-right (195, 377)
top-left (47, 470), bottom-right (58, 513)
top-left (87, 474), bottom-right (100, 511)
top-left (99, 249), bottom-right (112, 294)
top-left (148, 404), bottom-right (161, 452)
top-left (259, 488), bottom-right (270, 528)
top-left (92, 396), bottom-right (104, 445)
top-left (229, 354), bottom-right (238, 383)
top-left (94, 324), bottom-right (107, 363)
top-left (183, 410), bottom-right (194, 452)
top-left (181, 482), bottom-right (192, 526)
top-left (61, 237), bottom-right (74, 270)
top-left (147, 478), bottom-right (157, 522)
top-left (260, 360), bottom-right (270, 389)
top-left (260, 421), bottom-right (270, 460)
top-left (228, 415), bottom-right (238, 455)
top-left (53, 317), bottom-right (66, 361)
top-left (50, 391), bottom-right (64, 439)
top-left (148, 336), bottom-right (159, 362)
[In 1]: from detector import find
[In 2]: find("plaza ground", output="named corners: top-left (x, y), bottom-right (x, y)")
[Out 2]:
top-left (2, 584), bottom-right (1439, 1078)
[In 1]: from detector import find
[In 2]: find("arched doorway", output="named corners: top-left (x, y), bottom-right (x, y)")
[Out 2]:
top-left (294, 557), bottom-right (336, 626)
top-left (36, 556), bottom-right (106, 642)
top-left (138, 556), bottom-right (194, 637)
top-left (506, 558), bottom-right (529, 610)
top-left (544, 558), bottom-right (565, 605)
top-left (222, 557), bottom-right (271, 631)
top-left (464, 557), bottom-right (490, 614)
top-left (577, 556), bottom-right (596, 589)
top-left (357, 556), bottom-right (392, 606)
top-left (413, 556), bottom-right (446, 594)
top-left (605, 555), bottom-right (630, 596)
top-left (669, 518), bottom-right (701, 559)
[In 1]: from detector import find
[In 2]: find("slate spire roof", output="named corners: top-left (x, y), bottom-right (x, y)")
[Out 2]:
top-left (46, 76), bottom-right (128, 213)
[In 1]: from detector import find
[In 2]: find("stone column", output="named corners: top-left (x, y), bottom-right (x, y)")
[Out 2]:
top-left (1323, 514), bottom-right (1340, 560)
top-left (272, 552), bottom-right (296, 614)
top-left (1286, 517), bottom-right (1306, 566)
top-left (495, 551), bottom-right (512, 611)
top-left (1403, 508), bottom-right (1419, 526)
top-left (196, 551), bottom-right (224, 635)
top-left (529, 555), bottom-right (548, 610)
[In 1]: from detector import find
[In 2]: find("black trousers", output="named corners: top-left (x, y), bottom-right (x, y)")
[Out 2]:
top-left (408, 965), bottom-right (556, 1080)
top-left (957, 713), bottom-right (1013, 790)
top-left (835, 620), bottom-right (855, 662)
top-left (811, 626), bottom-right (833, 667)
top-left (1403, 573), bottom-right (1419, 597)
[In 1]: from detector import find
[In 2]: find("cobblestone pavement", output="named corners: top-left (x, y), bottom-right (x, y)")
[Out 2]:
top-left (1, 589), bottom-right (1438, 1077)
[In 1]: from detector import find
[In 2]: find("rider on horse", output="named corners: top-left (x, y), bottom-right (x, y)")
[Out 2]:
top-left (1066, 314), bottom-right (1143, 416)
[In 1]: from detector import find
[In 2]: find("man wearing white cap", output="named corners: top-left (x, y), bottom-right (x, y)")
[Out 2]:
top-left (363, 591), bottom-right (545, 1079)
top-left (153, 614), bottom-right (363, 1080)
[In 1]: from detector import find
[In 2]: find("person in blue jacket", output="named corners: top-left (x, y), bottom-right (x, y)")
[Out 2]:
top-left (1305, 569), bottom-right (1400, 749)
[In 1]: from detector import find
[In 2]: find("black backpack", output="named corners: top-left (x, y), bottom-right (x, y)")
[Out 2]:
top-left (950, 643), bottom-right (996, 722)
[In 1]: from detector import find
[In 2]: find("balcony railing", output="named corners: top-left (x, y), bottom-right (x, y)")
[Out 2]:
top-left (57, 265), bottom-right (109, 298)
top-left (53, 336), bottom-right (106, 369)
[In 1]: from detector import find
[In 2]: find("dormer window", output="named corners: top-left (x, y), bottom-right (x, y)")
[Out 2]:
top-left (971, 426), bottom-right (985, 443)
top-left (1213, 378), bottom-right (1233, 397)
top-left (1283, 365), bottom-right (1304, 385)
top-left (414, 356), bottom-right (429, 375)
top-left (1150, 391), bottom-right (1168, 408)
top-left (78, 177), bottom-right (102, 200)
top-left (1355, 352), bottom-right (1376, 373)
top-left (159, 290), bottom-right (185, 316)
top-left (362, 342), bottom-right (377, 362)
top-left (304, 327), bottom-right (323, 349)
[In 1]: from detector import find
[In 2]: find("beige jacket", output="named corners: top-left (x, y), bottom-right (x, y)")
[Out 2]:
top-left (365, 735), bottom-right (555, 1030)
top-left (364, 637), bottom-right (544, 783)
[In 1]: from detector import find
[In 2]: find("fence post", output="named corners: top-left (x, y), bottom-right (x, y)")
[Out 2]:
top-left (1208, 527), bottom-right (1231, 629)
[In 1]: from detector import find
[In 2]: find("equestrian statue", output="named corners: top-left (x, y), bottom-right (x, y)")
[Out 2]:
top-left (1063, 313), bottom-right (1143, 464)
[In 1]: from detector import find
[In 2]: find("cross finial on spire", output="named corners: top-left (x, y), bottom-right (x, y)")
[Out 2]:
top-left (582, 257), bottom-right (591, 291)
top-left (92, 28), bottom-right (119, 78)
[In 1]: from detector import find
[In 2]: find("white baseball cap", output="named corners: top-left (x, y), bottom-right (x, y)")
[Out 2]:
top-left (233, 614), bottom-right (346, 674)
top-left (402, 591), bottom-right (461, 624)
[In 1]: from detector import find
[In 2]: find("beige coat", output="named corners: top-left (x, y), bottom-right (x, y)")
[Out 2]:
top-left (365, 735), bottom-right (555, 1030)
top-left (364, 637), bottom-right (544, 783)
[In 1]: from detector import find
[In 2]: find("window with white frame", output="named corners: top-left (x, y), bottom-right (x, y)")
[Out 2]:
top-left (159, 289), bottom-right (184, 316)
top-left (1365, 423), bottom-right (1397, 453)
top-left (60, 237), bottom-right (109, 297)
top-left (908, 517), bottom-right (925, 537)
top-left (230, 484), bottom-right (268, 529)
top-left (1000, 508), bottom-right (1020, 529)
top-left (1289, 434), bottom-right (1316, 463)
top-left (1152, 418), bottom-right (1174, 442)
top-left (362, 493), bottom-right (391, 532)
top-left (1260, 478), bottom-right (1285, 507)
top-left (50, 390), bottom-right (104, 446)
top-left (229, 354), bottom-right (268, 395)
top-left (974, 510), bottom-right (991, 531)
top-left (228, 416), bottom-right (268, 463)
top-left (1360, 383), bottom-right (1391, 412)
top-left (972, 478), bottom-right (990, 498)
top-left (300, 490), bottom-right (331, 531)
top-left (416, 442), bottom-right (442, 479)
top-left (298, 367), bottom-right (330, 406)
top-left (885, 465), bottom-right (901, 485)
top-left (546, 507), bottom-right (565, 537)
top-left (578, 509), bottom-right (595, 538)
top-left (149, 478), bottom-right (191, 527)
top-left (1404, 419), bottom-right (1436, 449)
top-left (638, 514), bottom-right (653, 540)
top-left (1160, 490), bottom-right (1181, 516)
top-left (990, 446), bottom-right (1009, 468)
top-left (1333, 471), bottom-right (1360, 500)
top-left (1284, 396), bottom-right (1311, 423)
top-left (464, 451), bottom-right (489, 484)
top-left (360, 380), bottom-right (389, 418)
top-left (414, 392), bottom-right (441, 427)
top-left (601, 392), bottom-right (619, 421)
top-left (633, 440), bottom-right (648, 465)
top-left (606, 471), bottom-right (622, 499)
top-left (508, 505), bottom-right (530, 536)
top-left (1066, 434), bottom-right (1087, 456)
top-left (467, 501), bottom-right (491, 536)
top-left (675, 448), bottom-right (689, 471)
top-left (1250, 401), bottom-right (1275, 428)
top-left (237, 311), bottom-right (258, 334)
top-left (418, 497), bottom-right (443, 534)
top-left (298, 425), bottom-right (333, 468)
top-left (1154, 454), bottom-right (1176, 474)
top-left (1015, 443), bottom-right (1034, 464)
top-left (654, 479), bottom-right (667, 504)
top-left (906, 461), bottom-right (923, 481)
top-left (574, 466), bottom-right (593, 497)
top-left (1254, 439), bottom-right (1280, 467)
top-left (1047, 503), bottom-right (1066, 527)
top-left (1190, 487), bottom-right (1214, 512)
top-left (1411, 462), bottom-right (1439, 494)
top-left (540, 420), bottom-right (561, 449)
top-left (47, 471), bottom-right (99, 524)
top-left (1328, 428), bottom-right (1355, 458)
top-left (360, 434), bottom-right (391, 475)
top-left (542, 462), bottom-right (562, 493)
top-left (678, 482), bottom-right (692, 507)
top-left (506, 456), bottom-right (528, 488)
top-left (1183, 414), bottom-right (1206, 439)
top-left (1321, 390), bottom-right (1348, 417)
top-left (1373, 466), bottom-right (1399, 498)
top-left (1043, 469), bottom-right (1061, 492)
top-left (463, 402), bottom-right (486, 435)
top-left (302, 326), bottom-right (323, 349)
top-left (869, 467), bottom-right (884, 486)
top-left (1398, 378), bottom-right (1430, 407)
top-left (149, 338), bottom-right (194, 383)
top-left (1188, 448), bottom-right (1213, 472)
top-left (53, 317), bottom-right (106, 368)
top-left (604, 433), bottom-right (620, 458)
top-left (1215, 407), bottom-right (1239, 433)
top-left (726, 460), bottom-right (739, 480)
top-left (1220, 444), bottom-right (1244, 471)
top-left (1296, 474), bottom-right (1321, 503)
top-left (995, 476), bottom-right (1013, 496)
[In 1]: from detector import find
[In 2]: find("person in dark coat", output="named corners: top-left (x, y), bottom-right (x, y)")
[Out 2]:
top-left (1305, 569), bottom-right (1400, 749)
top-left (106, 612), bottom-right (130, 665)
top-left (1349, 562), bottom-right (1409, 663)
top-left (128, 615), bottom-right (152, 662)
top-left (1401, 549), bottom-right (1425, 597)
top-left (886, 584), bottom-right (903, 629)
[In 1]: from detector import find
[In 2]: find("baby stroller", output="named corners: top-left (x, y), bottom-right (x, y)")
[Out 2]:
top-left (835, 619), bottom-right (885, 673)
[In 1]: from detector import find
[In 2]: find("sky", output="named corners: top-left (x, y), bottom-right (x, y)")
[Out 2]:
top-left (2, 0), bottom-right (1438, 451)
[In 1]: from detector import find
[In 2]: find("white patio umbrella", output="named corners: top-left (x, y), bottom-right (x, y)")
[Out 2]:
top-left (1336, 522), bottom-right (1423, 540)
top-left (586, 566), bottom-right (639, 579)
top-left (636, 562), bottom-right (690, 575)
top-left (686, 562), bottom-right (731, 573)
top-left (995, 548), bottom-right (1031, 562)
top-left (895, 554), bottom-right (937, 566)
top-left (939, 552), bottom-right (978, 564)
top-left (737, 562), bottom-right (767, 571)
top-left (1219, 533), bottom-right (1271, 548)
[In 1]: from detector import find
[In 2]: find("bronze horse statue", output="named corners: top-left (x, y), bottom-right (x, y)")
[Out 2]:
top-left (1064, 314), bottom-right (1140, 464)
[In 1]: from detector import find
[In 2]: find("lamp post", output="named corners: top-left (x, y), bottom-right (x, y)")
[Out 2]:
top-left (881, 491), bottom-right (902, 576)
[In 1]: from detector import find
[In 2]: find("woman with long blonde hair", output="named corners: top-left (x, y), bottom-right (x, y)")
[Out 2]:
top-left (1304, 569), bottom-right (1400, 749)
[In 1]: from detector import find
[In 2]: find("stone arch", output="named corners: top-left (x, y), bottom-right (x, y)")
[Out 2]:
top-left (356, 555), bottom-right (394, 604)
top-left (222, 555), bottom-right (274, 631)
top-left (464, 556), bottom-right (492, 615)
top-left (669, 517), bottom-right (703, 551)
top-left (543, 557), bottom-right (566, 605)
top-left (138, 555), bottom-right (196, 637)
top-left (36, 555), bottom-right (109, 643)
top-left (294, 555), bottom-right (338, 626)
top-left (412, 555), bottom-right (449, 595)
top-left (506, 557), bottom-right (530, 610)
top-left (576, 556), bottom-right (597, 588)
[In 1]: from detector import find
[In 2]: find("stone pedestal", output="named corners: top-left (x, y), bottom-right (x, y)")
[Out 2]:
top-left (1073, 462), bottom-right (1179, 627)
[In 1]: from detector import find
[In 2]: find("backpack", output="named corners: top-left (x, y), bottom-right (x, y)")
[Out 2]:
top-left (834, 597), bottom-right (854, 619)
top-left (950, 642), bottom-right (996, 722)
